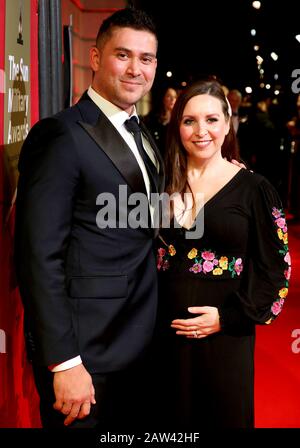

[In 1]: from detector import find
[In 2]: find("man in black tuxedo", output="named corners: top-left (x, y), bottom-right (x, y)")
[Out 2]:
top-left (227, 89), bottom-right (242, 134)
top-left (14, 8), bottom-right (164, 428)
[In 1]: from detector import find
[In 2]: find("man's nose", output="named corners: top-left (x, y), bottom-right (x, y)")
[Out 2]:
top-left (127, 58), bottom-right (141, 76)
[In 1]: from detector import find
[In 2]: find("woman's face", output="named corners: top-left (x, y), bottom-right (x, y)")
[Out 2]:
top-left (179, 94), bottom-right (230, 163)
top-left (163, 88), bottom-right (177, 112)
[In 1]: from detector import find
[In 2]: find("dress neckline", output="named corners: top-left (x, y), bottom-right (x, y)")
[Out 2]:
top-left (175, 168), bottom-right (245, 231)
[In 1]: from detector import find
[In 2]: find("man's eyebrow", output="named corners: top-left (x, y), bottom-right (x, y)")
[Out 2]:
top-left (114, 47), bottom-right (156, 58)
top-left (114, 46), bottom-right (130, 52)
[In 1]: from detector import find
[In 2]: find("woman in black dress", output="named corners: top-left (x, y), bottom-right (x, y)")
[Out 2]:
top-left (143, 86), bottom-right (178, 157)
top-left (155, 79), bottom-right (290, 428)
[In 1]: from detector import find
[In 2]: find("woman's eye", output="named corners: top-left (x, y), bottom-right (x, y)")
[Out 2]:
top-left (183, 119), bottom-right (193, 125)
top-left (207, 117), bottom-right (218, 123)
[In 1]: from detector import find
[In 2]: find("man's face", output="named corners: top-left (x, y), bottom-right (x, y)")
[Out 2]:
top-left (90, 27), bottom-right (157, 114)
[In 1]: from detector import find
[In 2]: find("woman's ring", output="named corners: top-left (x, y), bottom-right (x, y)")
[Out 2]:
top-left (193, 330), bottom-right (198, 338)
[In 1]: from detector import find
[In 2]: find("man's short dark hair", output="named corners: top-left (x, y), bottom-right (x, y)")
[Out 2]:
top-left (96, 7), bottom-right (157, 48)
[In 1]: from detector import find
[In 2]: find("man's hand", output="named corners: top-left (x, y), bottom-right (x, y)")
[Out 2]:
top-left (224, 157), bottom-right (247, 169)
top-left (231, 159), bottom-right (247, 169)
top-left (53, 363), bottom-right (96, 426)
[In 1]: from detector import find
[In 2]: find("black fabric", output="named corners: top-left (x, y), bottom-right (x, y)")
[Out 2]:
top-left (68, 275), bottom-right (128, 299)
top-left (14, 91), bottom-right (165, 429)
top-left (153, 169), bottom-right (289, 428)
top-left (14, 93), bottom-right (163, 372)
top-left (32, 357), bottom-right (153, 429)
top-left (125, 116), bottom-right (159, 193)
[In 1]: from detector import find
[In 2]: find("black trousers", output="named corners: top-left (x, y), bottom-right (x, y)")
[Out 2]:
top-left (32, 358), bottom-right (155, 430)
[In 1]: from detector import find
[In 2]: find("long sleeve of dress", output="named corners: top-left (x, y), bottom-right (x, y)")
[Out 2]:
top-left (219, 178), bottom-right (291, 333)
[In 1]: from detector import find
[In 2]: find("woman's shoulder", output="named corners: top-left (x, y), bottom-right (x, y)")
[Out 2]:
top-left (229, 168), bottom-right (282, 210)
top-left (238, 168), bottom-right (271, 188)
top-left (240, 170), bottom-right (283, 212)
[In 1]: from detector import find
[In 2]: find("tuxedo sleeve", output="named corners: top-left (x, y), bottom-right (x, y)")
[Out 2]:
top-left (15, 117), bottom-right (81, 366)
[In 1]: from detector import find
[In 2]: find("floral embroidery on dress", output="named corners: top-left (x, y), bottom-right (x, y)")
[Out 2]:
top-left (266, 207), bottom-right (290, 323)
top-left (157, 236), bottom-right (243, 277)
top-left (188, 249), bottom-right (243, 278)
top-left (157, 244), bottom-right (176, 271)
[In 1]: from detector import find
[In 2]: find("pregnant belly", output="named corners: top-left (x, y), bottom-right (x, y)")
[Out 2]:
top-left (158, 272), bottom-right (242, 321)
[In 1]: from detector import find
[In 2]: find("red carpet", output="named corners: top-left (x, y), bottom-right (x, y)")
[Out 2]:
top-left (255, 221), bottom-right (300, 428)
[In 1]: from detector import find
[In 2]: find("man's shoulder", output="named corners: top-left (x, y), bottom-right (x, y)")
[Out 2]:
top-left (53, 102), bottom-right (83, 123)
top-left (29, 102), bottom-right (83, 137)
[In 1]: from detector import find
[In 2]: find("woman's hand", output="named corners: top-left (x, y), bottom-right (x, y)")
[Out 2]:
top-left (171, 306), bottom-right (221, 339)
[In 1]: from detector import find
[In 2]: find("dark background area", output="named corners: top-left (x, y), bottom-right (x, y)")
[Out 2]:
top-left (132, 0), bottom-right (300, 116)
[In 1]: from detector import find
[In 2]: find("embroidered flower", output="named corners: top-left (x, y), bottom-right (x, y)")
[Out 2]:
top-left (187, 250), bottom-right (243, 278)
top-left (158, 248), bottom-right (166, 257)
top-left (219, 256), bottom-right (228, 270)
top-left (201, 251), bottom-right (215, 261)
top-left (284, 267), bottom-right (291, 280)
top-left (157, 256), bottom-right (166, 271)
top-left (270, 206), bottom-right (290, 320)
top-left (278, 287), bottom-right (288, 298)
top-left (168, 245), bottom-right (176, 256)
top-left (157, 256), bottom-right (170, 271)
top-left (189, 263), bottom-right (202, 273)
top-left (202, 260), bottom-right (214, 273)
top-left (157, 238), bottom-right (176, 271)
top-left (271, 298), bottom-right (285, 316)
top-left (284, 251), bottom-right (291, 266)
top-left (157, 257), bottom-right (164, 270)
top-left (275, 217), bottom-right (286, 229)
top-left (234, 258), bottom-right (243, 276)
top-left (272, 207), bottom-right (282, 219)
top-left (188, 248), bottom-right (198, 259)
top-left (277, 228), bottom-right (283, 240)
top-left (157, 247), bottom-right (170, 271)
top-left (227, 257), bottom-right (244, 278)
top-left (162, 259), bottom-right (169, 270)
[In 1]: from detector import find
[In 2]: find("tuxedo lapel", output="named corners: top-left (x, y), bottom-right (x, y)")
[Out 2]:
top-left (76, 95), bottom-right (147, 195)
top-left (140, 120), bottom-right (165, 194)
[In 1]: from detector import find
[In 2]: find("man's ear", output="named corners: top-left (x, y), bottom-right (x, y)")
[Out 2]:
top-left (90, 46), bottom-right (100, 71)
